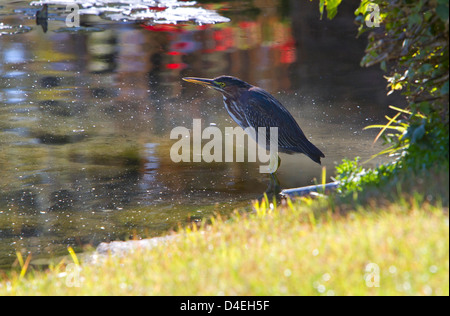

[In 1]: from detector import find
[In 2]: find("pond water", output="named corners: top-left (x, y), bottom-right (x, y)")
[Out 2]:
top-left (0, 0), bottom-right (403, 268)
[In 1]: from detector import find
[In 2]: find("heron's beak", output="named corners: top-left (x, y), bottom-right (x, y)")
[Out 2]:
top-left (182, 77), bottom-right (216, 88)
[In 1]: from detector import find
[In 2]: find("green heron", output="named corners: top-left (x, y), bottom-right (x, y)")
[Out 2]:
top-left (182, 75), bottom-right (325, 173)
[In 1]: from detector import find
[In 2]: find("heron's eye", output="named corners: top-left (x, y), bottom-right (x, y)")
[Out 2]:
top-left (215, 81), bottom-right (226, 88)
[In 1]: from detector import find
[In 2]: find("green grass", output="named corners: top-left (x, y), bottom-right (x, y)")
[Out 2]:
top-left (0, 193), bottom-right (448, 296)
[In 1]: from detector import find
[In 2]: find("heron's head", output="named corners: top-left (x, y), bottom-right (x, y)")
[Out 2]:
top-left (182, 75), bottom-right (252, 97)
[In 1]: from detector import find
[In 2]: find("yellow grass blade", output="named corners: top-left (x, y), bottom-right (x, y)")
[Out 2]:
top-left (366, 111), bottom-right (402, 144)
top-left (67, 247), bottom-right (80, 266)
top-left (388, 105), bottom-right (427, 119)
top-left (16, 252), bottom-right (24, 268)
top-left (322, 166), bottom-right (327, 192)
top-left (362, 145), bottom-right (396, 164)
top-left (388, 105), bottom-right (411, 115)
top-left (19, 254), bottom-right (32, 279)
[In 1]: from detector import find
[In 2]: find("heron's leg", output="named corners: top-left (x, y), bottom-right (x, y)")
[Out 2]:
top-left (263, 151), bottom-right (280, 174)
top-left (258, 153), bottom-right (282, 200)
top-left (261, 172), bottom-right (282, 200)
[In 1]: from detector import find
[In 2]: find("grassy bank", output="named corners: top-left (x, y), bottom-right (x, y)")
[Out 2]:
top-left (1, 175), bottom-right (448, 295)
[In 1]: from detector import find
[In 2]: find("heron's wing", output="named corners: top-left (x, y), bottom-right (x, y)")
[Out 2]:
top-left (241, 88), bottom-right (307, 146)
top-left (241, 88), bottom-right (325, 160)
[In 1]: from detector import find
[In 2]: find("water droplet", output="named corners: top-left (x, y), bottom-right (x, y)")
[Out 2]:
top-left (322, 273), bottom-right (331, 281)
top-left (422, 285), bottom-right (432, 296)
top-left (389, 266), bottom-right (397, 274)
top-left (317, 284), bottom-right (326, 293)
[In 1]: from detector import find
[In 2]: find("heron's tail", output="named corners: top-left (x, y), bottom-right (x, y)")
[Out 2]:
top-left (284, 140), bottom-right (325, 165)
top-left (306, 144), bottom-right (325, 165)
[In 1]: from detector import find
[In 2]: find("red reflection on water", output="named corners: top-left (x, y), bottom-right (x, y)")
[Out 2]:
top-left (213, 28), bottom-right (234, 51)
top-left (166, 63), bottom-right (187, 70)
top-left (239, 21), bottom-right (253, 28)
top-left (172, 42), bottom-right (189, 49)
top-left (147, 6), bottom-right (167, 12)
top-left (141, 17), bottom-right (297, 74)
top-left (167, 51), bottom-right (184, 56)
top-left (278, 39), bottom-right (296, 64)
top-left (196, 25), bottom-right (210, 31)
top-left (140, 24), bottom-right (185, 33)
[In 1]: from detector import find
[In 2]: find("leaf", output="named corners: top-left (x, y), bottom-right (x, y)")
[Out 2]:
top-left (411, 124), bottom-right (426, 143)
top-left (315, 0), bottom-right (342, 20)
top-left (436, 3), bottom-right (449, 22)
top-left (325, 0), bottom-right (342, 19)
top-left (317, 0), bottom-right (325, 19)
top-left (408, 13), bottom-right (422, 28)
top-left (354, 0), bottom-right (372, 15)
top-left (392, 82), bottom-right (403, 90)
top-left (440, 80), bottom-right (449, 95)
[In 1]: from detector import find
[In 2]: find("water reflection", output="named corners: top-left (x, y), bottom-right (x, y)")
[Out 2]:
top-left (0, 0), bottom-right (403, 268)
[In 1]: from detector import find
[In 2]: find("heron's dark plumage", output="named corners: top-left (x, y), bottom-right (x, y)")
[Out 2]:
top-left (183, 75), bottom-right (325, 164)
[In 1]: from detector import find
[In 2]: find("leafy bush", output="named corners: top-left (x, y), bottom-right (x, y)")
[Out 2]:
top-left (334, 157), bottom-right (397, 196)
top-left (356, 0), bottom-right (449, 164)
top-left (318, 0), bottom-right (449, 195)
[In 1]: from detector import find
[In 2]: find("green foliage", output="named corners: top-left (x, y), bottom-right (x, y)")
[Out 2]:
top-left (312, 0), bottom-right (343, 19)
top-left (355, 0), bottom-right (449, 152)
top-left (363, 104), bottom-right (449, 169)
top-left (401, 116), bottom-right (450, 170)
top-left (324, 0), bottom-right (449, 196)
top-left (335, 104), bottom-right (449, 198)
top-left (335, 157), bottom-right (396, 196)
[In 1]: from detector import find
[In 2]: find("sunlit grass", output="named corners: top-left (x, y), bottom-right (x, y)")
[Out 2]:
top-left (0, 194), bottom-right (448, 296)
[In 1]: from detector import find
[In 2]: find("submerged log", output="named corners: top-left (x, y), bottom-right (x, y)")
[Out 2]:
top-left (281, 181), bottom-right (340, 197)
